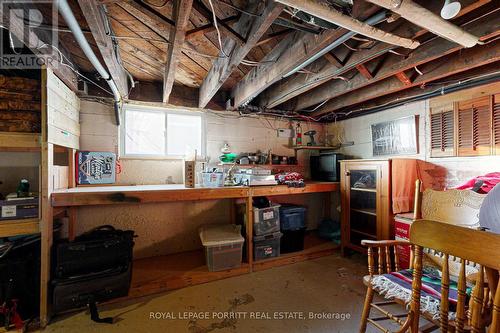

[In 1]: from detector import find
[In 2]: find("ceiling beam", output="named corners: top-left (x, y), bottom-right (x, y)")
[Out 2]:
top-left (198, 0), bottom-right (284, 108)
top-left (323, 52), bottom-right (343, 68)
top-left (192, 1), bottom-right (245, 46)
top-left (78, 0), bottom-right (128, 96)
top-left (163, 0), bottom-right (193, 103)
top-left (313, 38), bottom-right (500, 116)
top-left (395, 71), bottom-right (412, 86)
top-left (117, 1), bottom-right (173, 36)
top-left (0, 2), bottom-right (78, 91)
top-left (185, 15), bottom-right (239, 40)
top-left (366, 0), bottom-right (480, 48)
top-left (295, 13), bottom-right (500, 112)
top-left (355, 64), bottom-right (373, 80)
top-left (258, 0), bottom-right (486, 109)
top-left (256, 28), bottom-right (293, 47)
top-left (274, 0), bottom-right (420, 49)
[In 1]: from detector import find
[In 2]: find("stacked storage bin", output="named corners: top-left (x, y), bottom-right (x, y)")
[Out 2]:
top-left (279, 204), bottom-right (307, 253)
top-left (199, 224), bottom-right (244, 271)
top-left (252, 204), bottom-right (282, 260)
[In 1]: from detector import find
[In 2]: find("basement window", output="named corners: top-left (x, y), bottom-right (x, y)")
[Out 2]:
top-left (121, 105), bottom-right (205, 159)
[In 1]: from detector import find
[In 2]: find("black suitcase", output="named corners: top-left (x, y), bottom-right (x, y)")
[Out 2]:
top-left (55, 225), bottom-right (134, 278)
top-left (52, 264), bottom-right (132, 315)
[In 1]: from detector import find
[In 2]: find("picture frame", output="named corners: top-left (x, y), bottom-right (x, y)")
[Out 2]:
top-left (371, 115), bottom-right (419, 156)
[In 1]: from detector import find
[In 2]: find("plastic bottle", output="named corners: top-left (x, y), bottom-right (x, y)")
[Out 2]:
top-left (295, 123), bottom-right (302, 146)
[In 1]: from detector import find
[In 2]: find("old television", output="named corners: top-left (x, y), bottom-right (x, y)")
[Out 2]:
top-left (310, 153), bottom-right (345, 182)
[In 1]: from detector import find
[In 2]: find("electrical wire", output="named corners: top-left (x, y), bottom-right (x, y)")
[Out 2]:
top-left (216, 1), bottom-right (262, 17)
top-left (207, 0), bottom-right (230, 58)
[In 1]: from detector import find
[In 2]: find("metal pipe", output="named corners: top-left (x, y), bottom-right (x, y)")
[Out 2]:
top-left (56, 0), bottom-right (122, 125)
top-left (283, 11), bottom-right (388, 78)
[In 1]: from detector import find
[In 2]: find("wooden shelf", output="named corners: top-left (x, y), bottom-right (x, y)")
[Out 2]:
top-left (292, 145), bottom-right (338, 150)
top-left (0, 218), bottom-right (40, 237)
top-left (252, 233), bottom-right (339, 271)
top-left (126, 250), bottom-right (251, 299)
top-left (0, 132), bottom-right (41, 151)
top-left (351, 228), bottom-right (377, 239)
top-left (350, 187), bottom-right (376, 193)
top-left (351, 208), bottom-right (377, 216)
top-left (250, 182), bottom-right (338, 197)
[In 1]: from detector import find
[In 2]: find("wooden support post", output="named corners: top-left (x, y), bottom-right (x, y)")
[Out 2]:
top-left (246, 195), bottom-right (253, 270)
top-left (40, 142), bottom-right (53, 327)
top-left (67, 148), bottom-right (76, 188)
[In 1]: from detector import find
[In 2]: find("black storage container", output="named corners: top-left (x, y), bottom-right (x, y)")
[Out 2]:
top-left (279, 205), bottom-right (307, 231)
top-left (253, 232), bottom-right (282, 260)
top-left (281, 228), bottom-right (307, 254)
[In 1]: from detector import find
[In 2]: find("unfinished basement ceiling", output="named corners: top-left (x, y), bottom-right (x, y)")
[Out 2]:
top-left (22, 0), bottom-right (500, 120)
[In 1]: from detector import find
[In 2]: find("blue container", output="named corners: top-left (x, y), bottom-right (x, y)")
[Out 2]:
top-left (279, 205), bottom-right (307, 231)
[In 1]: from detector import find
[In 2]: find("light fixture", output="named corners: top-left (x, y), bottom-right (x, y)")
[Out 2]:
top-left (440, 0), bottom-right (461, 20)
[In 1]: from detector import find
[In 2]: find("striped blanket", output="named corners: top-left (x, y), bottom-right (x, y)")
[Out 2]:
top-left (371, 268), bottom-right (472, 319)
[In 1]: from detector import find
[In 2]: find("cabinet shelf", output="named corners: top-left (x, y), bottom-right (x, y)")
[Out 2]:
top-left (351, 208), bottom-right (377, 216)
top-left (0, 218), bottom-right (40, 237)
top-left (350, 187), bottom-right (376, 193)
top-left (351, 228), bottom-right (377, 239)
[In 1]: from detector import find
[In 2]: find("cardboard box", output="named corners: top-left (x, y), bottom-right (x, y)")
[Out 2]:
top-left (394, 213), bottom-right (414, 269)
top-left (0, 197), bottom-right (39, 221)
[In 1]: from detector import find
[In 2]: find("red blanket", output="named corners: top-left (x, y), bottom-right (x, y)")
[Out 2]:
top-left (455, 172), bottom-right (500, 193)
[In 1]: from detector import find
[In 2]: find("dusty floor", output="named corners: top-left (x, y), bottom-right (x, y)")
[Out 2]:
top-left (41, 253), bottom-right (404, 333)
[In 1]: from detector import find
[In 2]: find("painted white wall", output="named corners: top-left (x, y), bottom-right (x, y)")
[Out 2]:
top-left (335, 99), bottom-right (500, 188)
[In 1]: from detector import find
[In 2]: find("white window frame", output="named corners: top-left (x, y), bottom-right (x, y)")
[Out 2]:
top-left (120, 104), bottom-right (206, 160)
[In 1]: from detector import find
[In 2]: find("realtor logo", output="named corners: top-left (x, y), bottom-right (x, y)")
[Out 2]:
top-left (0, 0), bottom-right (58, 69)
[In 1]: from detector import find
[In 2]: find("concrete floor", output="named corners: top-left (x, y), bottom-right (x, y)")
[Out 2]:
top-left (41, 253), bottom-right (400, 333)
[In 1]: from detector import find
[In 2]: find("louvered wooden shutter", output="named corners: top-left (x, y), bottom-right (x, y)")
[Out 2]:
top-left (494, 94), bottom-right (500, 155)
top-left (430, 103), bottom-right (455, 157)
top-left (457, 96), bottom-right (492, 156)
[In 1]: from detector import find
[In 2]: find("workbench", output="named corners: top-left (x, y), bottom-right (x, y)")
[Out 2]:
top-left (51, 181), bottom-right (339, 300)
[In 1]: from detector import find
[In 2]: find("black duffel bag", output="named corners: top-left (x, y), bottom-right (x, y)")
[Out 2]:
top-left (54, 225), bottom-right (135, 279)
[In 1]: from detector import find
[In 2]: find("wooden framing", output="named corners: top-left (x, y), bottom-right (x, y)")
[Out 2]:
top-left (301, 13), bottom-right (500, 114)
top-left (198, 0), bottom-right (284, 108)
top-left (78, 0), bottom-right (128, 96)
top-left (50, 182), bottom-right (339, 302)
top-left (163, 0), bottom-right (194, 103)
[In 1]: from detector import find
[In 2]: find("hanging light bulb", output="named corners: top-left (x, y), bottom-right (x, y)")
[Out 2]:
top-left (441, 0), bottom-right (461, 20)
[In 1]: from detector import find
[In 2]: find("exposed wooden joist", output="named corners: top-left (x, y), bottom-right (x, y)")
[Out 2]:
top-left (198, 0), bottom-right (284, 108)
top-left (313, 39), bottom-right (500, 116)
top-left (186, 15), bottom-right (239, 40)
top-left (256, 28), bottom-right (293, 47)
top-left (366, 0), bottom-right (480, 48)
top-left (355, 64), bottom-right (374, 80)
top-left (296, 13), bottom-right (500, 112)
top-left (323, 52), bottom-right (343, 68)
top-left (163, 0), bottom-right (194, 103)
top-left (0, 4), bottom-right (78, 91)
top-left (395, 71), bottom-right (412, 86)
top-left (274, 0), bottom-right (420, 49)
top-left (192, 1), bottom-right (245, 45)
top-left (258, 0), bottom-right (486, 109)
top-left (78, 0), bottom-right (128, 96)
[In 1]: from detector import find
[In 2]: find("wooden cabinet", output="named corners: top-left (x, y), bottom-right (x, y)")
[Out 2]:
top-left (340, 160), bottom-right (392, 254)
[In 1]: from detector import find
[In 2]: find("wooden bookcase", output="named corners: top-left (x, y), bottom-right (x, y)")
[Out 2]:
top-left (340, 160), bottom-right (392, 254)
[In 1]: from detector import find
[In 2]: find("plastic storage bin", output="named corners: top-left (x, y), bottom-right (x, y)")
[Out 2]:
top-left (253, 205), bottom-right (281, 236)
top-left (254, 232), bottom-right (282, 260)
top-left (281, 228), bottom-right (306, 254)
top-left (200, 172), bottom-right (224, 188)
top-left (279, 204), bottom-right (307, 231)
top-left (199, 224), bottom-right (244, 272)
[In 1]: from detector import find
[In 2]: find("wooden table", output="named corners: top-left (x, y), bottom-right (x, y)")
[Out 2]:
top-left (51, 181), bottom-right (340, 300)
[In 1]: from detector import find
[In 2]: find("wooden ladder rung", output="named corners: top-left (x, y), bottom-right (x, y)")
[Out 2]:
top-left (371, 303), bottom-right (406, 326)
top-left (370, 313), bottom-right (408, 321)
top-left (373, 300), bottom-right (398, 306)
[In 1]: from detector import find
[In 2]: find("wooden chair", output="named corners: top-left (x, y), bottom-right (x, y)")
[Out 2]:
top-left (360, 221), bottom-right (500, 332)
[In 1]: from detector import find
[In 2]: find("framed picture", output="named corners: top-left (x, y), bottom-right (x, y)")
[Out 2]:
top-left (371, 115), bottom-right (418, 156)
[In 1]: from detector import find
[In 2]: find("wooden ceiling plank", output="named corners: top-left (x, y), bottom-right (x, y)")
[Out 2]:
top-left (78, 0), bottom-right (129, 96)
top-left (192, 1), bottom-right (245, 45)
top-left (313, 39), bottom-right (500, 116)
top-left (296, 13), bottom-right (500, 112)
top-left (117, 1), bottom-right (174, 35)
top-left (198, 0), bottom-right (285, 108)
top-left (0, 3), bottom-right (78, 91)
top-left (163, 0), bottom-right (194, 103)
top-left (185, 15), bottom-right (239, 40)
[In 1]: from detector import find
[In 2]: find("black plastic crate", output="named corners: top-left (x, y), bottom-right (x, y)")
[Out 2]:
top-left (253, 232), bottom-right (282, 260)
top-left (280, 228), bottom-right (306, 254)
top-left (279, 205), bottom-right (307, 231)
